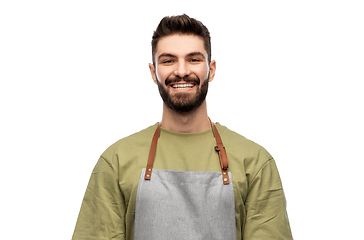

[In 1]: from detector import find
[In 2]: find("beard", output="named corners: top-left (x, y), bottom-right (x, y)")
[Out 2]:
top-left (156, 74), bottom-right (209, 113)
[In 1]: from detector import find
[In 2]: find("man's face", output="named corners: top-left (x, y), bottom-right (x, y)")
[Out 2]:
top-left (149, 34), bottom-right (216, 113)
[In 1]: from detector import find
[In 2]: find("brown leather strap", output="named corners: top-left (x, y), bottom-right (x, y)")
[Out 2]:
top-left (144, 123), bottom-right (161, 180)
top-left (144, 120), bottom-right (230, 184)
top-left (210, 120), bottom-right (230, 184)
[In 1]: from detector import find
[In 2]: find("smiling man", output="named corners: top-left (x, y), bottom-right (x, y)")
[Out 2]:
top-left (72, 14), bottom-right (293, 240)
top-left (150, 33), bottom-right (215, 132)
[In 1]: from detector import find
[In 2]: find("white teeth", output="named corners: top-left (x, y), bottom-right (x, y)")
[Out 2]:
top-left (172, 83), bottom-right (194, 89)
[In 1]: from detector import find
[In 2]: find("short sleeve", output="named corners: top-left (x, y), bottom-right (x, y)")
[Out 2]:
top-left (243, 158), bottom-right (293, 239)
top-left (72, 156), bottom-right (126, 240)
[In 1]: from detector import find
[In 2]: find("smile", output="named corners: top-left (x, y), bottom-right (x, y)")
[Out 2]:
top-left (171, 83), bottom-right (195, 89)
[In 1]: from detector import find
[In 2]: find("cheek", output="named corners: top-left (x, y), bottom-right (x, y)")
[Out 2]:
top-left (193, 65), bottom-right (209, 80)
top-left (155, 67), bottom-right (172, 83)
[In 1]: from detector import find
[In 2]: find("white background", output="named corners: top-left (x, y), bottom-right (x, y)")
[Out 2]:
top-left (1, 0), bottom-right (363, 239)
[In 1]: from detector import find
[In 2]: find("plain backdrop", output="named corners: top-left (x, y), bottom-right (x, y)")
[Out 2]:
top-left (1, 1), bottom-right (363, 239)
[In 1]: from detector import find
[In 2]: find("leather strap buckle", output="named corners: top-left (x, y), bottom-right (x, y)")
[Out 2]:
top-left (211, 121), bottom-right (230, 184)
top-left (144, 123), bottom-right (161, 180)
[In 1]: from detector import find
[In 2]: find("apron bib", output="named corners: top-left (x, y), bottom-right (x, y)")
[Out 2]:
top-left (134, 121), bottom-right (236, 240)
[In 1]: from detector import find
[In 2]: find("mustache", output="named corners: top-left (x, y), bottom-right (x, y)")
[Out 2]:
top-left (165, 75), bottom-right (200, 86)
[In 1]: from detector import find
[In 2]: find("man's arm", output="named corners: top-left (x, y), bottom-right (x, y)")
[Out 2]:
top-left (243, 158), bottom-right (293, 239)
top-left (72, 156), bottom-right (125, 240)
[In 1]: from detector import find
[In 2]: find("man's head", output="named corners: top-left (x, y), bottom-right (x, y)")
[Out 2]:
top-left (149, 15), bottom-right (216, 113)
top-left (151, 14), bottom-right (211, 66)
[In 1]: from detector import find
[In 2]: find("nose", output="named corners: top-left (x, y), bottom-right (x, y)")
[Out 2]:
top-left (174, 61), bottom-right (190, 78)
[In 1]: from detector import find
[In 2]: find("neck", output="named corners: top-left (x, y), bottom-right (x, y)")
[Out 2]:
top-left (160, 101), bottom-right (211, 133)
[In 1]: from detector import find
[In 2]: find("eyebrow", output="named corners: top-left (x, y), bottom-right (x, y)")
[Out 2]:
top-left (158, 53), bottom-right (176, 60)
top-left (157, 51), bottom-right (206, 61)
top-left (186, 51), bottom-right (205, 59)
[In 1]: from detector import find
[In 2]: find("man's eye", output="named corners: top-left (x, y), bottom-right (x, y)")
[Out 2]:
top-left (190, 59), bottom-right (201, 62)
top-left (162, 59), bottom-right (174, 64)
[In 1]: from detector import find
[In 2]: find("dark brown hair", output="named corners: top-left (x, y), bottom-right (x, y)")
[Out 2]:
top-left (151, 14), bottom-right (211, 65)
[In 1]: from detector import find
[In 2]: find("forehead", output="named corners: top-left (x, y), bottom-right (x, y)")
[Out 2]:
top-left (156, 34), bottom-right (207, 58)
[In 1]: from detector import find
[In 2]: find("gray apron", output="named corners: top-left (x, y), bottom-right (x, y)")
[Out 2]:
top-left (134, 121), bottom-right (236, 240)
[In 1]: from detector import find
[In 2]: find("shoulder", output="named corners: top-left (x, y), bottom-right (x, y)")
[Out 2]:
top-left (216, 123), bottom-right (273, 175)
top-left (216, 123), bottom-right (271, 158)
top-left (101, 123), bottom-right (159, 160)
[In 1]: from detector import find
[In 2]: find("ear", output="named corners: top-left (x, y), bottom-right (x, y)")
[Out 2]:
top-left (149, 63), bottom-right (158, 84)
top-left (208, 60), bottom-right (216, 82)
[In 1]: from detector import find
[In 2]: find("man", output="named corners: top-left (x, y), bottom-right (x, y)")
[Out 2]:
top-left (72, 14), bottom-right (293, 240)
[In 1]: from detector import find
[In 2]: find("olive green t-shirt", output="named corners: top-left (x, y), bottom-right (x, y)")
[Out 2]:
top-left (72, 123), bottom-right (293, 240)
